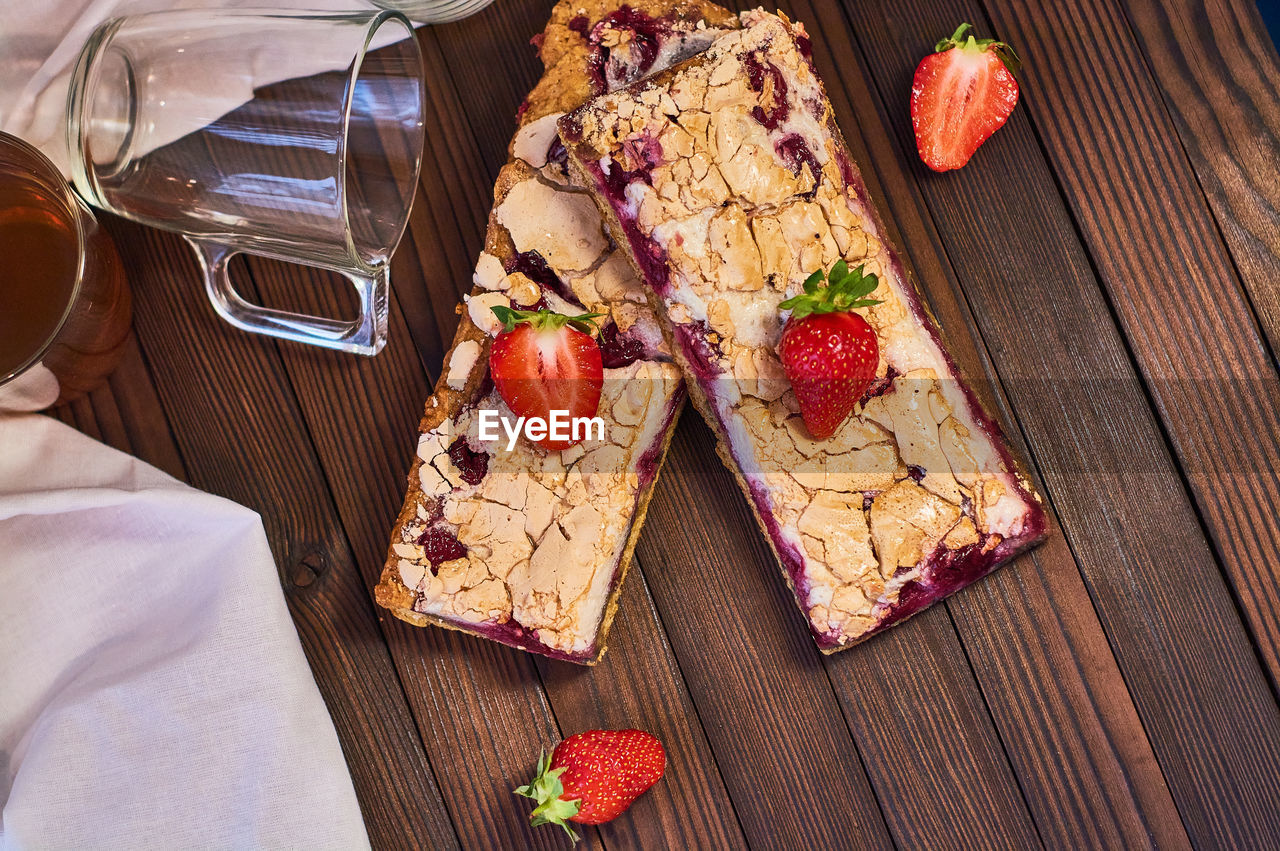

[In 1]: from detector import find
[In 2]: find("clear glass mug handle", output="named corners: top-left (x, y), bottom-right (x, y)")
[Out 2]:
top-left (186, 238), bottom-right (389, 356)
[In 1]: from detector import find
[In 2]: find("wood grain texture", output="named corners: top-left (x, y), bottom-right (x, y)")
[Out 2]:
top-left (536, 569), bottom-right (747, 849)
top-left (638, 417), bottom-right (895, 850)
top-left (52, 335), bottom-right (186, 480)
top-left (1120, 0), bottom-right (1280, 354)
top-left (836, 0), bottom-right (1280, 844)
top-left (785, 0), bottom-right (1187, 845)
top-left (822, 608), bottom-right (1043, 849)
top-left (983, 0), bottom-right (1280, 708)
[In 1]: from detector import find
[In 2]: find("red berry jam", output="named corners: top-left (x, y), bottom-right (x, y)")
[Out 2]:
top-left (416, 526), bottom-right (468, 568)
top-left (775, 134), bottom-right (821, 194)
top-left (598, 321), bottom-right (645, 368)
top-left (448, 437), bottom-right (488, 486)
top-left (742, 50), bottom-right (790, 129)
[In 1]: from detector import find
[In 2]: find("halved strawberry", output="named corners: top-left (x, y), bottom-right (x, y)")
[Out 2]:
top-left (911, 22), bottom-right (1021, 172)
top-left (778, 261), bottom-right (882, 440)
top-left (488, 306), bottom-right (604, 451)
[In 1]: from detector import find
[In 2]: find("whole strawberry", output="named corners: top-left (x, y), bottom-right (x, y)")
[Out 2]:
top-left (777, 261), bottom-right (881, 439)
top-left (911, 22), bottom-right (1021, 172)
top-left (514, 729), bottom-right (666, 841)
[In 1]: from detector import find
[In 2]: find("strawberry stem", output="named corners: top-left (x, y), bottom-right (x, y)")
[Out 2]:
top-left (491, 305), bottom-right (604, 335)
top-left (935, 22), bottom-right (974, 51)
top-left (514, 750), bottom-right (583, 842)
top-left (779, 260), bottom-right (881, 321)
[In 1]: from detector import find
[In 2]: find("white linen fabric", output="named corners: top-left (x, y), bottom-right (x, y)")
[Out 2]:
top-left (0, 414), bottom-right (370, 849)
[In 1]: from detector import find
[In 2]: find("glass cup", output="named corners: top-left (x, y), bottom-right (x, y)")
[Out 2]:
top-left (367, 0), bottom-right (497, 24)
top-left (0, 132), bottom-right (132, 411)
top-left (67, 10), bottom-right (425, 356)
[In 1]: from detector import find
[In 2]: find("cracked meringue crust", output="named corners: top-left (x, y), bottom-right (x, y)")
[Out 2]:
top-left (561, 10), bottom-right (1048, 650)
top-left (375, 0), bottom-right (738, 664)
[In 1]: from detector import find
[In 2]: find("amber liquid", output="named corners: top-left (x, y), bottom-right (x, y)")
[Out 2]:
top-left (0, 169), bottom-right (131, 403)
top-left (0, 183), bottom-right (81, 377)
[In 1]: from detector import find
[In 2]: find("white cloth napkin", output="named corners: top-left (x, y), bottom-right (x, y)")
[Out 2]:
top-left (0, 414), bottom-right (370, 849)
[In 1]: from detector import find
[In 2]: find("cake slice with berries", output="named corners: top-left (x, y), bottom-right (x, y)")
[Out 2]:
top-left (374, 0), bottom-right (737, 663)
top-left (560, 10), bottom-right (1048, 650)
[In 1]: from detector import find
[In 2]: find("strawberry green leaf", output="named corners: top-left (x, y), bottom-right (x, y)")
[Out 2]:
top-left (491, 305), bottom-right (604, 335)
top-left (780, 261), bottom-right (882, 320)
top-left (803, 269), bottom-right (822, 295)
top-left (828, 258), bottom-right (849, 284)
top-left (991, 42), bottom-right (1022, 76)
top-left (934, 21), bottom-right (1021, 76)
top-left (514, 750), bottom-right (583, 843)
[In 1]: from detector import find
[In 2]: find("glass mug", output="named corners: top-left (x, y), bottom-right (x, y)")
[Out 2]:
top-left (67, 10), bottom-right (426, 356)
top-left (368, 0), bottom-right (497, 24)
top-left (0, 132), bottom-right (132, 411)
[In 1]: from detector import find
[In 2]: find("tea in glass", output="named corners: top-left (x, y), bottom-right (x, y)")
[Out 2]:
top-left (0, 132), bottom-right (132, 410)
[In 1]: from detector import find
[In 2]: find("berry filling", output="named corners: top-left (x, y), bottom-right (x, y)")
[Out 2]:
top-left (416, 526), bottom-right (468, 569)
top-left (871, 518), bottom-right (1045, 635)
top-left (774, 133), bottom-right (822, 195)
top-left (545, 137), bottom-right (568, 172)
top-left (674, 321), bottom-right (721, 379)
top-left (586, 7), bottom-right (672, 91)
top-left (448, 436), bottom-right (488, 486)
top-left (505, 250), bottom-right (572, 307)
top-left (860, 364), bottom-right (900, 404)
top-left (742, 50), bottom-right (790, 129)
top-left (602, 156), bottom-right (647, 199)
top-left (598, 320), bottom-right (645, 368)
top-left (563, 151), bottom-right (671, 294)
top-left (795, 31), bottom-right (814, 61)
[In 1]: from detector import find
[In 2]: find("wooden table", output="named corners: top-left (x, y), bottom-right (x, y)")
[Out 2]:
top-left (54, 0), bottom-right (1280, 846)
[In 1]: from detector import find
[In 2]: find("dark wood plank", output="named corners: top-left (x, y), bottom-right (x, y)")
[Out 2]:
top-left (638, 417), bottom-right (894, 850)
top-left (380, 624), bottom-right (603, 850)
top-left (834, 0), bottom-right (1280, 844)
top-left (50, 335), bottom-right (186, 479)
top-left (536, 569), bottom-right (747, 850)
top-left (98, 218), bottom-right (460, 851)
top-left (782, 1), bottom-right (1189, 846)
top-left (1121, 0), bottom-right (1280, 355)
top-left (984, 0), bottom-right (1280, 705)
top-left (101, 337), bottom-right (188, 479)
top-left (424, 3), bottom-right (549, 177)
top-left (822, 608), bottom-right (1043, 849)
